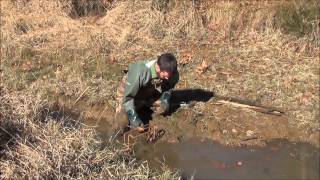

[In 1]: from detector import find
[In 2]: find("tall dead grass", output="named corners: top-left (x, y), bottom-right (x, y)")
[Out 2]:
top-left (0, 87), bottom-right (178, 179)
top-left (1, 0), bottom-right (318, 60)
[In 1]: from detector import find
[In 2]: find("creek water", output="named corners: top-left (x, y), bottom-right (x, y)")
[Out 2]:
top-left (82, 109), bottom-right (319, 179)
top-left (134, 139), bottom-right (319, 180)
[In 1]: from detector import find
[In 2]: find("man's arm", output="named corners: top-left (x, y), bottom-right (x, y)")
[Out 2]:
top-left (122, 64), bottom-right (151, 128)
top-left (159, 71), bottom-right (179, 112)
top-left (122, 66), bottom-right (148, 112)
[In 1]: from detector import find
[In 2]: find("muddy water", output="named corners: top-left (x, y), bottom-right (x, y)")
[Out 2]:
top-left (134, 139), bottom-right (319, 180)
top-left (81, 107), bottom-right (319, 179)
top-left (78, 103), bottom-right (319, 179)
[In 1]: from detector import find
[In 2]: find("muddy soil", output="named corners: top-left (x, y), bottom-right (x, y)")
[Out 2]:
top-left (51, 92), bottom-right (319, 148)
top-left (151, 94), bottom-right (319, 147)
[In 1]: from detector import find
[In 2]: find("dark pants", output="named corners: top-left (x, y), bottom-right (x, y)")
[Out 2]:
top-left (113, 75), bottom-right (163, 130)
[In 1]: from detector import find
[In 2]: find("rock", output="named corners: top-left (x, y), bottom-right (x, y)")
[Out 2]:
top-left (222, 129), bottom-right (228, 134)
top-left (232, 128), bottom-right (238, 133)
top-left (246, 130), bottom-right (254, 137)
top-left (168, 139), bottom-right (177, 143)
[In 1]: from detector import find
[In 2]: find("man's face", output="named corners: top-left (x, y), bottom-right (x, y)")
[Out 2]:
top-left (156, 63), bottom-right (172, 80)
top-left (159, 70), bottom-right (172, 80)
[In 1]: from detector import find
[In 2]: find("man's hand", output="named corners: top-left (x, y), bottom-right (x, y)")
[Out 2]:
top-left (127, 109), bottom-right (143, 129)
top-left (160, 91), bottom-right (171, 112)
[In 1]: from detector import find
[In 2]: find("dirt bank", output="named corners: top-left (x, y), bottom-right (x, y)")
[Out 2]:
top-left (51, 92), bottom-right (319, 148)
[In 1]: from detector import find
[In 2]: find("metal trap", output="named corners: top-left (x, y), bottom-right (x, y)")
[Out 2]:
top-left (123, 124), bottom-right (165, 148)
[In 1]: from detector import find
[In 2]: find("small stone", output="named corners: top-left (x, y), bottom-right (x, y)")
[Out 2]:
top-left (168, 139), bottom-right (177, 143)
top-left (232, 128), bottom-right (238, 133)
top-left (246, 130), bottom-right (254, 137)
top-left (237, 161), bottom-right (242, 166)
top-left (222, 130), bottom-right (228, 134)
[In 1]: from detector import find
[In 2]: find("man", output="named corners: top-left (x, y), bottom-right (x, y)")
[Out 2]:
top-left (114, 53), bottom-right (179, 133)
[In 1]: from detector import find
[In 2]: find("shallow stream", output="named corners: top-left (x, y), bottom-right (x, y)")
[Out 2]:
top-left (79, 98), bottom-right (319, 179)
top-left (134, 139), bottom-right (319, 179)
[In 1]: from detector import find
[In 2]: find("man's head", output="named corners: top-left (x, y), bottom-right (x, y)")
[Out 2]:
top-left (155, 53), bottom-right (177, 80)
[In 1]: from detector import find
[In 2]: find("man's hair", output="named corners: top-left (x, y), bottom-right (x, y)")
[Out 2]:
top-left (157, 53), bottom-right (177, 73)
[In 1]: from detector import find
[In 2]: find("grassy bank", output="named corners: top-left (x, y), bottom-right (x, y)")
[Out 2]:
top-left (1, 0), bottom-right (319, 178)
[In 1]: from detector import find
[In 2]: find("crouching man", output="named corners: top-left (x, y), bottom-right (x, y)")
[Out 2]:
top-left (112, 53), bottom-right (179, 136)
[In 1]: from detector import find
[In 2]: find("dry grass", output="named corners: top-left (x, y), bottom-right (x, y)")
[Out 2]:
top-left (0, 87), bottom-right (178, 179)
top-left (0, 0), bottom-right (319, 178)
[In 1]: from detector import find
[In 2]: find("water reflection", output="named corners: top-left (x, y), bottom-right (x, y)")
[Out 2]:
top-left (135, 139), bottom-right (320, 180)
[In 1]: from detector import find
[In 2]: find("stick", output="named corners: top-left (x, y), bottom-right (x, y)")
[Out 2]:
top-left (213, 95), bottom-right (284, 116)
top-left (72, 86), bottom-right (89, 107)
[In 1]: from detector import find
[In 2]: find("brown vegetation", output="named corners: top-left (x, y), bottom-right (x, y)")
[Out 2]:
top-left (0, 87), bottom-right (177, 179)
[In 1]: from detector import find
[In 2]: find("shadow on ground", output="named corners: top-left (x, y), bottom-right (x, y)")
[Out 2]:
top-left (167, 88), bottom-right (214, 115)
top-left (38, 103), bottom-right (82, 128)
top-left (0, 120), bottom-right (24, 156)
top-left (138, 89), bottom-right (214, 123)
top-left (171, 89), bottom-right (214, 103)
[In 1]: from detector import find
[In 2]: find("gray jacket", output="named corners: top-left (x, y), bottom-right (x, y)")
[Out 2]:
top-left (123, 60), bottom-right (179, 112)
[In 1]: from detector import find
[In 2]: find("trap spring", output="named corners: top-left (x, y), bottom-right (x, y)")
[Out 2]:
top-left (123, 124), bottom-right (165, 148)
